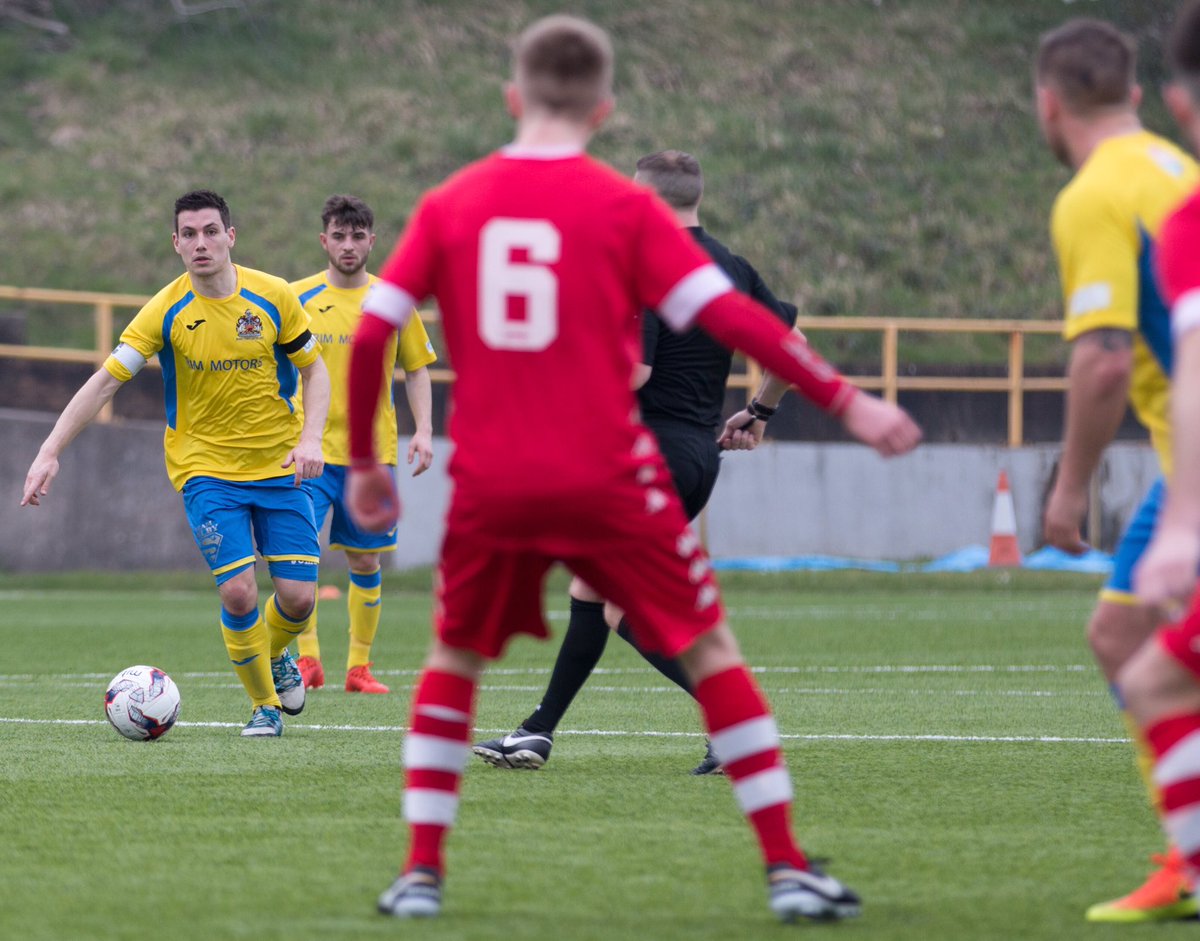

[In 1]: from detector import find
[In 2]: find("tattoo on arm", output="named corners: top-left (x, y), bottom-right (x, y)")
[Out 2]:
top-left (1079, 328), bottom-right (1133, 352)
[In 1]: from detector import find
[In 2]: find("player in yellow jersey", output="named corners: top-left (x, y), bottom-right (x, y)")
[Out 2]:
top-left (291, 195), bottom-right (437, 694)
top-left (1035, 20), bottom-right (1199, 922)
top-left (21, 190), bottom-right (330, 738)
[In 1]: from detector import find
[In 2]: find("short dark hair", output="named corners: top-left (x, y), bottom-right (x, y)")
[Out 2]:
top-left (514, 14), bottom-right (613, 120)
top-left (321, 194), bottom-right (374, 231)
top-left (635, 150), bottom-right (703, 210)
top-left (174, 189), bottom-right (231, 231)
top-left (1169, 0), bottom-right (1200, 89)
top-left (1036, 19), bottom-right (1136, 115)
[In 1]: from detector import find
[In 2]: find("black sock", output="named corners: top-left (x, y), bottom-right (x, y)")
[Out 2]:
top-left (616, 618), bottom-right (694, 697)
top-left (520, 598), bottom-right (610, 734)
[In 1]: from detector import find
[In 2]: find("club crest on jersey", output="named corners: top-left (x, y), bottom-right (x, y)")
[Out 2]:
top-left (236, 310), bottom-right (264, 341)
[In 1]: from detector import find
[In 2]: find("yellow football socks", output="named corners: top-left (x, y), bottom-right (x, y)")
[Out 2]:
top-left (347, 567), bottom-right (383, 670)
top-left (220, 608), bottom-right (279, 708)
top-left (265, 592), bottom-right (314, 659)
top-left (296, 606), bottom-right (321, 661)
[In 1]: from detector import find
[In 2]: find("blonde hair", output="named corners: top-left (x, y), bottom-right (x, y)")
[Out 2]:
top-left (514, 14), bottom-right (614, 120)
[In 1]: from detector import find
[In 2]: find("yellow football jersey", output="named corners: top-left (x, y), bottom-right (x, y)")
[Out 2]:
top-left (104, 265), bottom-right (321, 491)
top-left (1052, 129), bottom-right (1198, 474)
top-left (291, 271), bottom-right (437, 465)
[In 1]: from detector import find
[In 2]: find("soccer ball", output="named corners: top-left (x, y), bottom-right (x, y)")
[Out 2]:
top-left (104, 665), bottom-right (181, 741)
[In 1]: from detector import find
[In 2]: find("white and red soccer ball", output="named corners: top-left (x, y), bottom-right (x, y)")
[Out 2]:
top-left (104, 665), bottom-right (181, 741)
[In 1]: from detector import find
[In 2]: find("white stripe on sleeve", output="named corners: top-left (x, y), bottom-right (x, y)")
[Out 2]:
top-left (710, 716), bottom-right (780, 766)
top-left (657, 264), bottom-right (733, 331)
top-left (364, 281), bottom-right (416, 329)
top-left (1173, 288), bottom-right (1200, 342)
top-left (110, 342), bottom-right (147, 376)
top-left (732, 766), bottom-right (794, 815)
top-left (404, 788), bottom-right (460, 826)
top-left (403, 733), bottom-right (470, 774)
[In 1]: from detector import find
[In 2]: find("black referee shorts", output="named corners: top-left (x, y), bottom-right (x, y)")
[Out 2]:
top-left (648, 420), bottom-right (722, 522)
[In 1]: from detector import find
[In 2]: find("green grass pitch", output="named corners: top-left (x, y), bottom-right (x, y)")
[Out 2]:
top-left (1, 569), bottom-right (1192, 940)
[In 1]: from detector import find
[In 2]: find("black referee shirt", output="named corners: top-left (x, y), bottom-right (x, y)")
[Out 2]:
top-left (639, 226), bottom-right (797, 433)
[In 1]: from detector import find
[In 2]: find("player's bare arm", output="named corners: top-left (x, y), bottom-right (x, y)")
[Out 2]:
top-left (1136, 329), bottom-right (1200, 612)
top-left (1043, 327), bottom-right (1133, 553)
top-left (695, 295), bottom-right (920, 458)
top-left (283, 357), bottom-right (330, 486)
top-left (403, 365), bottom-right (434, 476)
top-left (21, 369), bottom-right (123, 507)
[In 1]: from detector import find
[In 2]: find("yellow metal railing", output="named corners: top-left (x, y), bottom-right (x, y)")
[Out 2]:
top-left (0, 286), bottom-right (1067, 446)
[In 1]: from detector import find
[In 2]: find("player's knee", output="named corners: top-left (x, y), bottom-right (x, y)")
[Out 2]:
top-left (1088, 604), bottom-right (1157, 678)
top-left (569, 577), bottom-right (602, 603)
top-left (218, 572), bottom-right (258, 616)
top-left (275, 583), bottom-right (316, 620)
top-left (678, 623), bottom-right (740, 685)
top-left (347, 551), bottom-right (380, 575)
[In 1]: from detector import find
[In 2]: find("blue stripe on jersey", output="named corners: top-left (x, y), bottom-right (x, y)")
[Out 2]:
top-left (239, 286), bottom-right (298, 411)
top-left (239, 287), bottom-right (282, 334)
top-left (1138, 226), bottom-right (1173, 376)
top-left (297, 283), bottom-right (326, 307)
top-left (160, 291), bottom-right (195, 430)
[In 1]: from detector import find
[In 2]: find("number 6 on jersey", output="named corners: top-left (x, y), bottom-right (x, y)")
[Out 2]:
top-left (479, 219), bottom-right (560, 351)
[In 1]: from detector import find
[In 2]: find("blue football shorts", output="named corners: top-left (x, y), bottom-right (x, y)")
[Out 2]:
top-left (303, 463), bottom-right (398, 554)
top-left (182, 475), bottom-right (320, 585)
top-left (1102, 476), bottom-right (1164, 602)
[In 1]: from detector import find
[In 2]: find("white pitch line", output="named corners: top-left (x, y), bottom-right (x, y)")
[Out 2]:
top-left (0, 716), bottom-right (1130, 744)
top-left (0, 664), bottom-right (1098, 682)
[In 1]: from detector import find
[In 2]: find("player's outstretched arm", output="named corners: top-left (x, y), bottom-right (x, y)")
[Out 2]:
top-left (695, 291), bottom-right (921, 457)
top-left (403, 365), bottom-right (434, 477)
top-left (22, 369), bottom-right (122, 507)
top-left (838, 391), bottom-right (923, 457)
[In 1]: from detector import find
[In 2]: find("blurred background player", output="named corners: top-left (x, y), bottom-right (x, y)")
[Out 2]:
top-left (21, 189), bottom-right (329, 737)
top-left (474, 149), bottom-right (799, 775)
top-left (291, 194), bottom-right (436, 695)
top-left (348, 14), bottom-right (920, 923)
top-left (1123, 0), bottom-right (1200, 905)
top-left (1034, 18), bottom-right (1199, 923)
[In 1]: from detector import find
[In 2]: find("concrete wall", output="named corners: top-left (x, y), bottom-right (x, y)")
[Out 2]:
top-left (1, 408), bottom-right (1159, 572)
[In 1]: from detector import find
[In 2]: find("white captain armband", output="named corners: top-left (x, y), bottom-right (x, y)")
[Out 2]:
top-left (110, 342), bottom-right (147, 376)
top-left (363, 280), bottom-right (416, 329)
top-left (1173, 289), bottom-right (1200, 341)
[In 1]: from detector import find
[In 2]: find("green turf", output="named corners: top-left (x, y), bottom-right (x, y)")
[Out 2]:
top-left (0, 570), bottom-right (1189, 939)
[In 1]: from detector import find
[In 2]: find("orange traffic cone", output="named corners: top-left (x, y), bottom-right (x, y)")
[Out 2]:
top-left (988, 470), bottom-right (1022, 567)
top-left (317, 584), bottom-right (342, 601)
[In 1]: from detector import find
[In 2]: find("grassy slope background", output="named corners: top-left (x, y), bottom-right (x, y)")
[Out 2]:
top-left (0, 0), bottom-right (1184, 365)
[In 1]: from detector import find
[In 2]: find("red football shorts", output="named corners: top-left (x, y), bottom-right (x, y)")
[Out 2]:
top-left (433, 463), bottom-right (725, 660)
top-left (1157, 585), bottom-right (1200, 678)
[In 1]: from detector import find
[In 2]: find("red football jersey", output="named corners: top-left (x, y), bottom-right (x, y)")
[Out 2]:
top-left (373, 146), bottom-right (732, 497)
top-left (1160, 189), bottom-right (1200, 339)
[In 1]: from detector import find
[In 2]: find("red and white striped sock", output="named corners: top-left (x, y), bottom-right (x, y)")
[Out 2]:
top-left (696, 666), bottom-right (808, 870)
top-left (402, 669), bottom-right (476, 876)
top-left (1149, 712), bottom-right (1200, 878)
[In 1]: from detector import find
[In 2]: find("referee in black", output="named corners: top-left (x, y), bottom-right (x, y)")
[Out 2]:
top-left (474, 150), bottom-right (798, 775)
